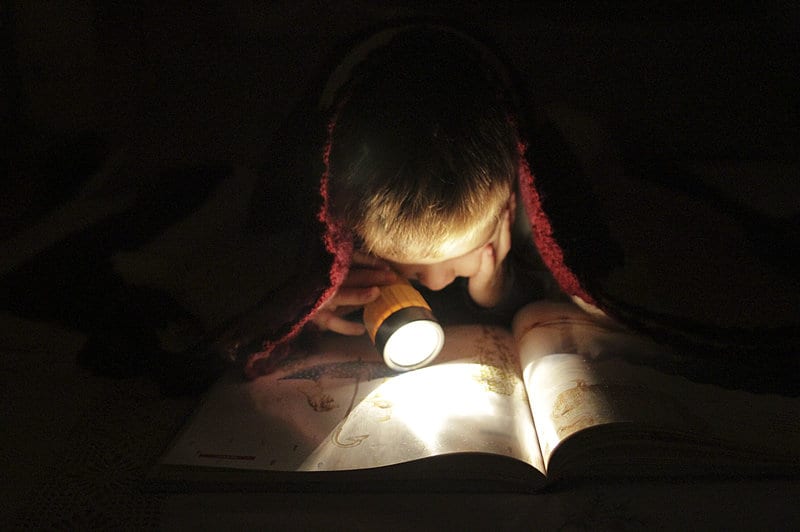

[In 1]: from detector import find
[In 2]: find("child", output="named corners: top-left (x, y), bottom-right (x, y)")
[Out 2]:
top-left (312, 26), bottom-right (564, 336)
top-left (195, 21), bottom-right (796, 382)
top-left (233, 23), bottom-right (616, 377)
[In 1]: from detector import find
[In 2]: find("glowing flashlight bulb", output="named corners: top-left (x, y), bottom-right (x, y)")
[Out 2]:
top-left (382, 319), bottom-right (444, 370)
top-left (363, 279), bottom-right (445, 371)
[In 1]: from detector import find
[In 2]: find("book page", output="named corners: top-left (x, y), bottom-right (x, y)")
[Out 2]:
top-left (513, 301), bottom-right (800, 472)
top-left (512, 302), bottom-right (639, 466)
top-left (160, 324), bottom-right (545, 475)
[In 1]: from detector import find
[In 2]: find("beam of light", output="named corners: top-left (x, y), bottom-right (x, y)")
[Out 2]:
top-left (300, 361), bottom-right (536, 471)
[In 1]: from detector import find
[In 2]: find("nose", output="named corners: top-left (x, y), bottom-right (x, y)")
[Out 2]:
top-left (417, 266), bottom-right (456, 291)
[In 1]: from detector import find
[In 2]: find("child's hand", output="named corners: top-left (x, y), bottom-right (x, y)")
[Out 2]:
top-left (311, 251), bottom-right (397, 335)
top-left (468, 206), bottom-right (513, 308)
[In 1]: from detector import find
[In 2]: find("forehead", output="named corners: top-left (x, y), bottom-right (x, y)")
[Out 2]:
top-left (377, 216), bottom-right (499, 265)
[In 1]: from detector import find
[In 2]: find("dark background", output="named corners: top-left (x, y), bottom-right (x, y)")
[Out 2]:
top-left (2, 1), bottom-right (799, 528)
top-left (3, 1), bottom-right (797, 235)
top-left (3, 0), bottom-right (799, 382)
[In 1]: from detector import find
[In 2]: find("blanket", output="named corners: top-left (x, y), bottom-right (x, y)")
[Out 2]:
top-left (3, 23), bottom-right (798, 394)
top-left (2, 107), bottom-right (798, 396)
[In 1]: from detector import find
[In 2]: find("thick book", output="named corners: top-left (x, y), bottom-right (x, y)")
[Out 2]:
top-left (149, 301), bottom-right (800, 492)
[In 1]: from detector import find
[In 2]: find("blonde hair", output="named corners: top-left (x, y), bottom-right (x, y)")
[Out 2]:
top-left (327, 26), bottom-right (519, 261)
top-left (354, 156), bottom-right (514, 261)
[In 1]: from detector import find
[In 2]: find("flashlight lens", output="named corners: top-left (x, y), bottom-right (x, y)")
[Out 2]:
top-left (383, 319), bottom-right (445, 371)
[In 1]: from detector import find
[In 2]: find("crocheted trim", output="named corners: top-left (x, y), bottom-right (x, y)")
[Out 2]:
top-left (516, 140), bottom-right (594, 305)
top-left (243, 115), bottom-right (353, 379)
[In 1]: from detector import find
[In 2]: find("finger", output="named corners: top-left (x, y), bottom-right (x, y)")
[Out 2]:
top-left (313, 310), bottom-right (367, 336)
top-left (352, 250), bottom-right (391, 269)
top-left (325, 315), bottom-right (368, 336)
top-left (494, 209), bottom-right (513, 266)
top-left (341, 267), bottom-right (397, 288)
top-left (328, 285), bottom-right (381, 307)
top-left (478, 245), bottom-right (497, 283)
top-left (468, 246), bottom-right (501, 308)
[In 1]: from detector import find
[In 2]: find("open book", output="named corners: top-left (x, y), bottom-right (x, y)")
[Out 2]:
top-left (149, 301), bottom-right (800, 492)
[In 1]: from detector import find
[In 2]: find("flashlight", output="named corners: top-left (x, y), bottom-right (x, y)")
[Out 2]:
top-left (363, 278), bottom-right (445, 371)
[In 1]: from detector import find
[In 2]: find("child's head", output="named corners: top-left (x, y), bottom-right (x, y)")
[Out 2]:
top-left (327, 26), bottom-right (520, 267)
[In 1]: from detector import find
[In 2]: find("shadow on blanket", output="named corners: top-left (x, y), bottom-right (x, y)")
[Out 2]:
top-left (1, 163), bottom-right (233, 396)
